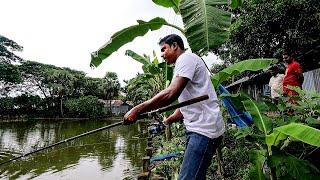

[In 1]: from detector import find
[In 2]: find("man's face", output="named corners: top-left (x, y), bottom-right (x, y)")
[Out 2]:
top-left (283, 54), bottom-right (293, 64)
top-left (160, 43), bottom-right (176, 64)
top-left (270, 70), bottom-right (276, 76)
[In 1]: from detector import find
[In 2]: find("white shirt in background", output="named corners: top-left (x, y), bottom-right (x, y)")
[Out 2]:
top-left (269, 74), bottom-right (284, 98)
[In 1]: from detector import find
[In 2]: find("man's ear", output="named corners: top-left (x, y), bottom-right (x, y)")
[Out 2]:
top-left (172, 42), bottom-right (178, 50)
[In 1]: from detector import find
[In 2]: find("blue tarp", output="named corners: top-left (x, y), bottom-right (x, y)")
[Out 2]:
top-left (150, 152), bottom-right (182, 163)
top-left (218, 85), bottom-right (253, 127)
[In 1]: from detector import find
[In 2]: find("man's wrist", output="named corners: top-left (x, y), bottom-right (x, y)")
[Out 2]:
top-left (163, 118), bottom-right (171, 126)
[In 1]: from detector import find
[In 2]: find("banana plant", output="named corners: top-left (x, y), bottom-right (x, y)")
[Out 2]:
top-left (237, 96), bottom-right (320, 179)
top-left (125, 49), bottom-right (173, 95)
top-left (90, 0), bottom-right (237, 67)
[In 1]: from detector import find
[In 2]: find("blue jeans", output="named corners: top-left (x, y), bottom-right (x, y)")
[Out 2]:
top-left (178, 131), bottom-right (222, 180)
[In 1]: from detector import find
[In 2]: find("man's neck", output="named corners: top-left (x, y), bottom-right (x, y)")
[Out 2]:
top-left (175, 49), bottom-right (186, 59)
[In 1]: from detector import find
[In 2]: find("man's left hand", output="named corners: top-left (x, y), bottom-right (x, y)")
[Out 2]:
top-left (123, 107), bottom-right (140, 125)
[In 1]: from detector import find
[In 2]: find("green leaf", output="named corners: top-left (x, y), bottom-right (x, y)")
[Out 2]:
top-left (306, 117), bottom-right (320, 125)
top-left (90, 17), bottom-right (169, 67)
top-left (147, 64), bottom-right (161, 75)
top-left (180, 0), bottom-right (232, 55)
top-left (125, 50), bottom-right (150, 65)
top-left (278, 123), bottom-right (319, 146)
top-left (211, 59), bottom-right (277, 87)
top-left (230, 0), bottom-right (243, 9)
top-left (242, 98), bottom-right (272, 135)
top-left (152, 0), bottom-right (181, 13)
top-left (234, 126), bottom-right (253, 139)
top-left (266, 131), bottom-right (287, 147)
top-left (270, 150), bottom-right (320, 180)
top-left (249, 150), bottom-right (267, 180)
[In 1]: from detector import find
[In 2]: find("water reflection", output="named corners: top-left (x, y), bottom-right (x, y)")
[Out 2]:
top-left (0, 119), bottom-right (148, 179)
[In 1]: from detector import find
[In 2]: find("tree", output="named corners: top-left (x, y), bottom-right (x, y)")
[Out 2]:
top-left (0, 35), bottom-right (23, 85)
top-left (102, 72), bottom-right (120, 113)
top-left (123, 74), bottom-right (154, 105)
top-left (19, 61), bottom-right (58, 98)
top-left (0, 63), bottom-right (21, 84)
top-left (45, 69), bottom-right (77, 117)
top-left (65, 95), bottom-right (105, 117)
top-left (0, 35), bottom-right (23, 64)
top-left (103, 72), bottom-right (120, 100)
top-left (213, 0), bottom-right (320, 71)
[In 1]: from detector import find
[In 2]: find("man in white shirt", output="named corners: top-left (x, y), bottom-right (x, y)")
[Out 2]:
top-left (123, 34), bottom-right (224, 180)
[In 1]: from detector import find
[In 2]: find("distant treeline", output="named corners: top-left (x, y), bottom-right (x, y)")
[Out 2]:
top-left (1, 60), bottom-right (121, 119)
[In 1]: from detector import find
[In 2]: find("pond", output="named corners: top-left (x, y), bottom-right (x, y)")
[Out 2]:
top-left (0, 118), bottom-right (148, 179)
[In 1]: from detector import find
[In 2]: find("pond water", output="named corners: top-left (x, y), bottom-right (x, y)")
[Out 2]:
top-left (0, 118), bottom-right (148, 179)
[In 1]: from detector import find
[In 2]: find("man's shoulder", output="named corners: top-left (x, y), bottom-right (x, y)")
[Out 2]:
top-left (181, 51), bottom-right (201, 58)
top-left (292, 60), bottom-right (301, 67)
top-left (177, 52), bottom-right (200, 64)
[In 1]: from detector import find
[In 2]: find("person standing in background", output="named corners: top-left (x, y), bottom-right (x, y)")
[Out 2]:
top-left (282, 51), bottom-right (304, 96)
top-left (268, 66), bottom-right (284, 104)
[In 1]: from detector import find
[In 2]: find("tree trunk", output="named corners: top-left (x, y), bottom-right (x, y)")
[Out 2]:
top-left (60, 96), bottom-right (64, 117)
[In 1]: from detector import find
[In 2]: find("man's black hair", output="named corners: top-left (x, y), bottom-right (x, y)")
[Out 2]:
top-left (282, 51), bottom-right (292, 56)
top-left (159, 34), bottom-right (185, 50)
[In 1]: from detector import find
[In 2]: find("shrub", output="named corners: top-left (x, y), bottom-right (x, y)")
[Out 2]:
top-left (65, 95), bottom-right (106, 118)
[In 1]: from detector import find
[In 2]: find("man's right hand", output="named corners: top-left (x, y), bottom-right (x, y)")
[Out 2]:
top-left (163, 109), bottom-right (184, 126)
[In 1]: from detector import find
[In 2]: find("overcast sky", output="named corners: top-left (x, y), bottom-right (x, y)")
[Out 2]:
top-left (1, 0), bottom-right (219, 85)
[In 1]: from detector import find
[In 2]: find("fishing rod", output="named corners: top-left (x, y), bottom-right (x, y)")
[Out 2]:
top-left (0, 95), bottom-right (209, 166)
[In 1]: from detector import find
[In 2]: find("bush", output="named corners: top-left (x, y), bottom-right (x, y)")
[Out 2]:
top-left (65, 95), bottom-right (106, 118)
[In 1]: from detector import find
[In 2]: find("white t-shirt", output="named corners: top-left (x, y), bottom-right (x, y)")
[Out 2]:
top-left (269, 74), bottom-right (284, 98)
top-left (174, 52), bottom-right (225, 139)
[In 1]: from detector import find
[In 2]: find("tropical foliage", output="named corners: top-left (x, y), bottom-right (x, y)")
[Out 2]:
top-left (123, 50), bottom-right (173, 104)
top-left (215, 85), bottom-right (319, 179)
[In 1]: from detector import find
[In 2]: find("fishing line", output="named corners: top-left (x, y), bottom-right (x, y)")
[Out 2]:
top-left (48, 137), bottom-right (150, 153)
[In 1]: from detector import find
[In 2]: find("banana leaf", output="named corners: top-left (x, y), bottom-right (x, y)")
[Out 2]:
top-left (249, 150), bottom-right (267, 180)
top-left (180, 0), bottom-right (231, 55)
top-left (242, 98), bottom-right (272, 135)
top-left (152, 0), bottom-right (181, 13)
top-left (212, 59), bottom-right (277, 87)
top-left (90, 17), bottom-right (171, 67)
top-left (266, 123), bottom-right (320, 148)
top-left (230, 0), bottom-right (243, 9)
top-left (270, 149), bottom-right (320, 179)
top-left (125, 50), bottom-right (151, 65)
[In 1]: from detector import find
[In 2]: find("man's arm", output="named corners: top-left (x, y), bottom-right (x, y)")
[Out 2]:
top-left (163, 108), bottom-right (184, 125)
top-left (124, 76), bottom-right (189, 124)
